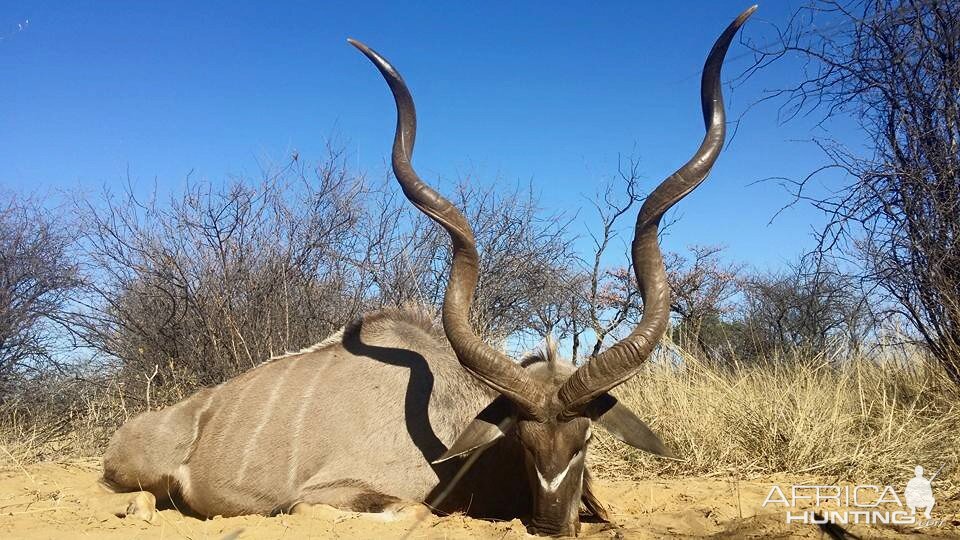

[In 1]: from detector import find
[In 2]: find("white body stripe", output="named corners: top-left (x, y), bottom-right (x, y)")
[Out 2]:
top-left (237, 360), bottom-right (295, 481)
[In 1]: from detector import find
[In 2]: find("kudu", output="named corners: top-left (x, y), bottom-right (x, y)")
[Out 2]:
top-left (99, 7), bottom-right (755, 536)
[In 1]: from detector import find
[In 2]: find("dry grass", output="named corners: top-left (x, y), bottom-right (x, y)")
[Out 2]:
top-left (591, 340), bottom-right (960, 489)
top-left (0, 377), bottom-right (126, 468)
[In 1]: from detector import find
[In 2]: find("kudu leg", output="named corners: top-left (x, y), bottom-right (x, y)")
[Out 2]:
top-left (91, 487), bottom-right (157, 522)
top-left (292, 478), bottom-right (432, 522)
top-left (98, 394), bottom-right (208, 520)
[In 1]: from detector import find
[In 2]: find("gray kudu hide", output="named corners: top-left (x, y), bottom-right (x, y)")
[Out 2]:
top-left (101, 7), bottom-right (755, 537)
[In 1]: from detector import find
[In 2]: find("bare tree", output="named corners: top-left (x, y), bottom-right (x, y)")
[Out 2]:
top-left (0, 194), bottom-right (77, 396)
top-left (745, 1), bottom-right (960, 381)
top-left (565, 157), bottom-right (646, 362)
top-left (70, 149), bottom-right (366, 400)
top-left (354, 182), bottom-right (446, 312)
top-left (558, 156), bottom-right (727, 363)
top-left (735, 257), bottom-right (872, 361)
top-left (70, 144), bottom-right (582, 403)
top-left (665, 245), bottom-right (743, 358)
top-left (358, 175), bottom-right (578, 347)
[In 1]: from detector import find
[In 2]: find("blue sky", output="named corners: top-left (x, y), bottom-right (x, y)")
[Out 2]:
top-left (1, 1), bottom-right (858, 271)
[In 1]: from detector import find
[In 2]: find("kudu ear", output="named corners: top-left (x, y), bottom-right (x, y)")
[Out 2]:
top-left (586, 393), bottom-right (678, 459)
top-left (433, 396), bottom-right (515, 464)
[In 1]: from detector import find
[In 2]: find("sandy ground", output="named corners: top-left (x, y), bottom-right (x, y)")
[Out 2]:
top-left (0, 459), bottom-right (957, 539)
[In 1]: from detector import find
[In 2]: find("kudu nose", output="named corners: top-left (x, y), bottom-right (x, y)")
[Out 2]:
top-left (528, 515), bottom-right (581, 537)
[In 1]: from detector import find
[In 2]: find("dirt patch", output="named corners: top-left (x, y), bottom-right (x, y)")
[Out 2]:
top-left (0, 460), bottom-right (956, 538)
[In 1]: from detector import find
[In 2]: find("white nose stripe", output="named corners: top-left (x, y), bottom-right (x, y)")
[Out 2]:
top-left (536, 451), bottom-right (582, 492)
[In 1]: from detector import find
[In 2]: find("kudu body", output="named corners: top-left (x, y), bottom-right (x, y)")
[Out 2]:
top-left (101, 7), bottom-right (755, 536)
top-left (103, 311), bottom-right (533, 518)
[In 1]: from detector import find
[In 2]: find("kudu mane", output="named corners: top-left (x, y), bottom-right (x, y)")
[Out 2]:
top-left (265, 307), bottom-right (441, 363)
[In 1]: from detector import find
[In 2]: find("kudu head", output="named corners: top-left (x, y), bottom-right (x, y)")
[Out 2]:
top-left (349, 6), bottom-right (755, 536)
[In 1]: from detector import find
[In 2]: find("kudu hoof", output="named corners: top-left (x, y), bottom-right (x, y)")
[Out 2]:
top-left (123, 491), bottom-right (157, 522)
